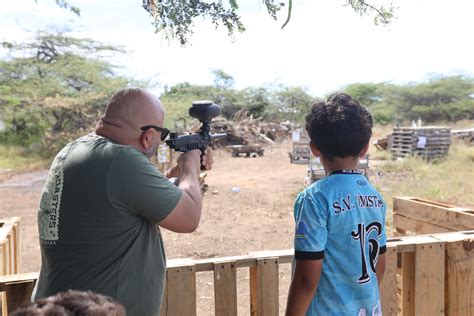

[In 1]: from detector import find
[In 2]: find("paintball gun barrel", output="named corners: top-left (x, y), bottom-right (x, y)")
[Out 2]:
top-left (166, 101), bottom-right (226, 168)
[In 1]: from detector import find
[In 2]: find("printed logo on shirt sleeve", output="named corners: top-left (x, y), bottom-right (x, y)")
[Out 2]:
top-left (295, 221), bottom-right (308, 239)
top-left (38, 162), bottom-right (64, 243)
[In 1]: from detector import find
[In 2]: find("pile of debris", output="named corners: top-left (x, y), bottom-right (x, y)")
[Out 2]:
top-left (211, 112), bottom-right (295, 147)
top-left (209, 115), bottom-right (294, 148)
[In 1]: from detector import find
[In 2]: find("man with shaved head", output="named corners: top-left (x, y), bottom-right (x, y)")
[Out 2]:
top-left (34, 88), bottom-right (212, 315)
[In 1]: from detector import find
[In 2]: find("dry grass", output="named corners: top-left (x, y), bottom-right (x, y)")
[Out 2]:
top-left (0, 145), bottom-right (49, 181)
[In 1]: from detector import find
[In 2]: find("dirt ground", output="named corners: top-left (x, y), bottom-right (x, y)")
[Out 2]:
top-left (0, 140), bottom-right (307, 314)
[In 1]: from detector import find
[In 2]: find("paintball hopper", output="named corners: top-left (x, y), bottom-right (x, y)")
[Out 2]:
top-left (189, 100), bottom-right (221, 122)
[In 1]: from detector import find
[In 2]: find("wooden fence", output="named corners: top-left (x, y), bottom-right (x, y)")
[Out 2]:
top-left (0, 218), bottom-right (21, 276)
top-left (0, 217), bottom-right (21, 316)
top-left (0, 230), bottom-right (473, 315)
top-left (1, 199), bottom-right (473, 315)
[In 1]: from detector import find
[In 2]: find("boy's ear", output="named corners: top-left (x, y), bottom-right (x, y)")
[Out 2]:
top-left (359, 143), bottom-right (370, 158)
top-left (309, 142), bottom-right (321, 157)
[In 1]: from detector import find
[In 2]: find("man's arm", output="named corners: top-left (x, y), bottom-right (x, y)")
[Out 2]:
top-left (376, 253), bottom-right (386, 286)
top-left (285, 259), bottom-right (323, 316)
top-left (159, 149), bottom-right (212, 233)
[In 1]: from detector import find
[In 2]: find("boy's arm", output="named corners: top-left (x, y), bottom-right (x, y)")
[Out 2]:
top-left (376, 253), bottom-right (386, 286)
top-left (285, 259), bottom-right (323, 316)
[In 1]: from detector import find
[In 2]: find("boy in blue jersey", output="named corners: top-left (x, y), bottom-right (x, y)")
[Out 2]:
top-left (286, 93), bottom-right (386, 316)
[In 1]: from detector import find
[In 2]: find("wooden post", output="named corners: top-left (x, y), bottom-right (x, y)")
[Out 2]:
top-left (12, 221), bottom-right (20, 274)
top-left (214, 261), bottom-right (237, 316)
top-left (250, 265), bottom-right (257, 316)
top-left (414, 239), bottom-right (445, 315)
top-left (249, 258), bottom-right (279, 316)
top-left (1, 292), bottom-right (7, 316)
top-left (0, 242), bottom-right (6, 276)
top-left (379, 245), bottom-right (398, 316)
top-left (163, 265), bottom-right (196, 316)
top-left (0, 272), bottom-right (38, 316)
top-left (434, 232), bottom-right (474, 316)
top-left (401, 251), bottom-right (415, 316)
top-left (3, 281), bottom-right (36, 314)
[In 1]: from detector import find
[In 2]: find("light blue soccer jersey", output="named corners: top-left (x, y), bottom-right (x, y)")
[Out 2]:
top-left (293, 170), bottom-right (387, 316)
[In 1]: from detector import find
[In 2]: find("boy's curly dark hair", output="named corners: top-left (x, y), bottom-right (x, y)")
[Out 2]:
top-left (305, 92), bottom-right (373, 160)
top-left (11, 290), bottom-right (126, 316)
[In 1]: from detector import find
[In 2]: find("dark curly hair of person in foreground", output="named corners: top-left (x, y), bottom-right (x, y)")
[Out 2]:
top-left (11, 290), bottom-right (126, 316)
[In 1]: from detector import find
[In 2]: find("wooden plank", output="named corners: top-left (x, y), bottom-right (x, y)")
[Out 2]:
top-left (433, 233), bottom-right (474, 316)
top-left (164, 265), bottom-right (196, 316)
top-left (258, 258), bottom-right (279, 316)
top-left (214, 261), bottom-right (237, 316)
top-left (0, 243), bottom-right (6, 276)
top-left (394, 213), bottom-right (452, 234)
top-left (401, 251), bottom-right (415, 316)
top-left (414, 239), bottom-right (445, 315)
top-left (12, 223), bottom-right (20, 274)
top-left (380, 245), bottom-right (398, 316)
top-left (167, 250), bottom-right (294, 272)
top-left (250, 258), bottom-right (279, 316)
top-left (3, 280), bottom-right (36, 314)
top-left (1, 292), bottom-right (7, 316)
top-left (393, 197), bottom-right (474, 232)
top-left (7, 233), bottom-right (13, 275)
top-left (250, 266), bottom-right (257, 316)
top-left (0, 272), bottom-right (39, 288)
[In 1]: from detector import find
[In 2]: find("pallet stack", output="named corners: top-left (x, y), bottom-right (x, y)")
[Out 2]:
top-left (390, 126), bottom-right (451, 160)
top-left (289, 129), bottom-right (311, 164)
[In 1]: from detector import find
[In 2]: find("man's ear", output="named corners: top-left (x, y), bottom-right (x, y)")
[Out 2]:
top-left (359, 143), bottom-right (369, 158)
top-left (139, 129), bottom-right (153, 149)
top-left (309, 142), bottom-right (321, 157)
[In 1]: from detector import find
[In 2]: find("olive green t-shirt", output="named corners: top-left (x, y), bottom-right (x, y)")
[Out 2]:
top-left (34, 134), bottom-right (182, 316)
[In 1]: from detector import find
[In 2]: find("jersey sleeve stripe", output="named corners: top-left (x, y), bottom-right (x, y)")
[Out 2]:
top-left (380, 245), bottom-right (387, 255)
top-left (294, 250), bottom-right (325, 260)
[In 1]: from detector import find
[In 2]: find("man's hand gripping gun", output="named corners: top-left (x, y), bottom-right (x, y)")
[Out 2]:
top-left (165, 101), bottom-right (226, 170)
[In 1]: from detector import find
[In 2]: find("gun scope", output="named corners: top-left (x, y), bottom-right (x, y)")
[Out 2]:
top-left (189, 101), bottom-right (221, 122)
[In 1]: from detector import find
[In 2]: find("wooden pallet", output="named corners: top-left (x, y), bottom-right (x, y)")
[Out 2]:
top-left (389, 126), bottom-right (451, 160)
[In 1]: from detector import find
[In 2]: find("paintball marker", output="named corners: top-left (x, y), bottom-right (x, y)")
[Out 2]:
top-left (166, 101), bottom-right (227, 170)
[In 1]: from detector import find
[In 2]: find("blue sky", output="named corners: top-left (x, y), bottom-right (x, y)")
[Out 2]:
top-left (1, 0), bottom-right (473, 96)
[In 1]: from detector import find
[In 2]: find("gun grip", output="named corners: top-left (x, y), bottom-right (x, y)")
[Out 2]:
top-left (200, 148), bottom-right (206, 171)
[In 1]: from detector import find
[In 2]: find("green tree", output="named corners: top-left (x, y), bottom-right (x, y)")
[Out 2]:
top-left (0, 32), bottom-right (140, 154)
top-left (342, 76), bottom-right (474, 124)
top-left (392, 76), bottom-right (474, 122)
top-left (46, 0), bottom-right (395, 45)
top-left (241, 87), bottom-right (272, 118)
top-left (343, 82), bottom-right (397, 124)
top-left (212, 69), bottom-right (235, 89)
top-left (142, 0), bottom-right (395, 44)
top-left (272, 86), bottom-right (314, 123)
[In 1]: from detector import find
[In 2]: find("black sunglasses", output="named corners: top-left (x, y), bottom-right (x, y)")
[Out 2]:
top-left (140, 125), bottom-right (170, 141)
